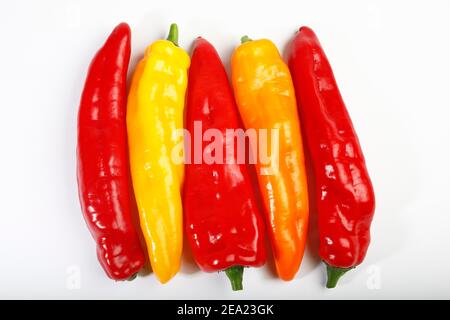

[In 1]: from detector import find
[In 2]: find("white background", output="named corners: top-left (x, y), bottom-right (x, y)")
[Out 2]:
top-left (0, 0), bottom-right (449, 299)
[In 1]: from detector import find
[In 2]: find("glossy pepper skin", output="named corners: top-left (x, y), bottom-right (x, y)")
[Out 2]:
top-left (287, 26), bottom-right (376, 288)
top-left (127, 24), bottom-right (190, 284)
top-left (184, 38), bottom-right (266, 290)
top-left (77, 23), bottom-right (145, 280)
top-left (231, 37), bottom-right (309, 281)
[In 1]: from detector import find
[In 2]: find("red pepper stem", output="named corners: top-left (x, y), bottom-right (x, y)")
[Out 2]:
top-left (225, 266), bottom-right (244, 291)
top-left (325, 262), bottom-right (354, 288)
top-left (127, 273), bottom-right (138, 281)
top-left (166, 23), bottom-right (179, 46)
top-left (241, 35), bottom-right (252, 44)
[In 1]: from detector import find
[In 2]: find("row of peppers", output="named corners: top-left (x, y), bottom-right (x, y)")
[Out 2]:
top-left (77, 23), bottom-right (375, 290)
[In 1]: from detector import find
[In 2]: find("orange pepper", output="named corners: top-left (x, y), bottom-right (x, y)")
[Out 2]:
top-left (231, 36), bottom-right (309, 280)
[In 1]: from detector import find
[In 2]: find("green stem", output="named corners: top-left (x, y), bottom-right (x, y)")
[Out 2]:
top-left (325, 262), bottom-right (354, 288)
top-left (241, 35), bottom-right (252, 44)
top-left (225, 266), bottom-right (244, 291)
top-left (127, 273), bottom-right (138, 281)
top-left (166, 23), bottom-right (179, 46)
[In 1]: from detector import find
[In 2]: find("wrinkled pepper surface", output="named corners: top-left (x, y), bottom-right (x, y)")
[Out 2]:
top-left (127, 24), bottom-right (190, 283)
top-left (77, 23), bottom-right (145, 280)
top-left (184, 37), bottom-right (267, 290)
top-left (231, 36), bottom-right (309, 281)
top-left (287, 26), bottom-right (376, 288)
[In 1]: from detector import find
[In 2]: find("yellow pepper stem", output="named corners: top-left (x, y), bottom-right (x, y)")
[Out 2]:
top-left (240, 35), bottom-right (252, 44)
top-left (167, 23), bottom-right (179, 46)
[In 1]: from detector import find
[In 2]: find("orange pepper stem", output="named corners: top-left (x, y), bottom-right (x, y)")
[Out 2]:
top-left (166, 23), bottom-right (179, 46)
top-left (225, 266), bottom-right (244, 291)
top-left (325, 262), bottom-right (354, 288)
top-left (240, 35), bottom-right (252, 44)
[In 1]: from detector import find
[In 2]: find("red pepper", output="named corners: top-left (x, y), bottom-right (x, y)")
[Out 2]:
top-left (77, 23), bottom-right (145, 280)
top-left (287, 27), bottom-right (376, 288)
top-left (183, 37), bottom-right (266, 290)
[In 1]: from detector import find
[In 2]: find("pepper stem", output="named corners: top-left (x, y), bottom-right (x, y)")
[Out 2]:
top-left (241, 35), bottom-right (252, 44)
top-left (225, 266), bottom-right (244, 291)
top-left (127, 273), bottom-right (138, 281)
top-left (325, 262), bottom-right (354, 288)
top-left (166, 23), bottom-right (179, 46)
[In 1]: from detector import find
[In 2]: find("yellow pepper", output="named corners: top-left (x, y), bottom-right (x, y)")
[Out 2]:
top-left (127, 24), bottom-right (190, 283)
